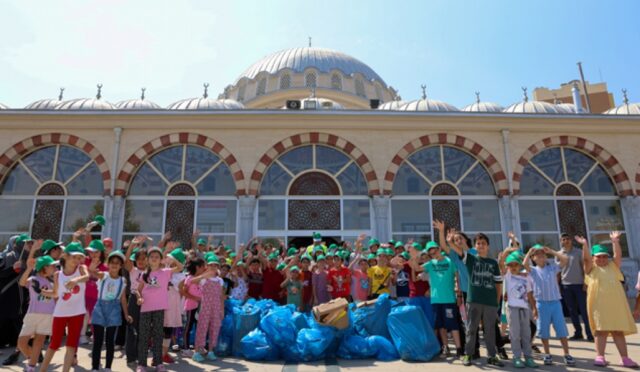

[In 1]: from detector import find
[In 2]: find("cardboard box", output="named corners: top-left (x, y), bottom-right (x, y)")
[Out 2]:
top-left (313, 298), bottom-right (350, 329)
top-left (356, 298), bottom-right (377, 308)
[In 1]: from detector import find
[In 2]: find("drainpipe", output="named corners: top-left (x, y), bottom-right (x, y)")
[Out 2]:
top-left (110, 127), bottom-right (123, 197)
top-left (501, 129), bottom-right (513, 196)
top-left (501, 129), bottom-right (516, 235)
top-left (108, 127), bottom-right (123, 241)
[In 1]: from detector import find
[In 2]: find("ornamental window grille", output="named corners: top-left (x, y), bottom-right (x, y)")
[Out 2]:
top-left (256, 78), bottom-right (267, 96)
top-left (280, 74), bottom-right (291, 89)
top-left (331, 74), bottom-right (342, 90)
top-left (355, 79), bottom-right (366, 98)
top-left (305, 73), bottom-right (317, 88)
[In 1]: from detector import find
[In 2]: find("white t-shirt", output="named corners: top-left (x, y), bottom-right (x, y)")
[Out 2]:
top-left (54, 267), bottom-right (87, 317)
top-left (504, 271), bottom-right (532, 309)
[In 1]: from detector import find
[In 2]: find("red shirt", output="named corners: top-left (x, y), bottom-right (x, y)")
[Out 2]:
top-left (327, 267), bottom-right (351, 299)
top-left (404, 263), bottom-right (430, 298)
top-left (261, 267), bottom-right (285, 302)
top-left (247, 271), bottom-right (263, 299)
top-left (302, 270), bottom-right (313, 305)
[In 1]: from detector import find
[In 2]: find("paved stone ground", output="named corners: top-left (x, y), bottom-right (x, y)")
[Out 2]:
top-left (2, 322), bottom-right (638, 371)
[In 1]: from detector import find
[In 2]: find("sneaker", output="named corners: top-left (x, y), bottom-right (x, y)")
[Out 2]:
top-left (622, 357), bottom-right (639, 368)
top-left (564, 354), bottom-right (576, 366)
top-left (594, 355), bottom-right (607, 367)
top-left (543, 354), bottom-right (553, 365)
top-left (569, 334), bottom-right (584, 341)
top-left (155, 365), bottom-right (167, 372)
top-left (162, 354), bottom-right (174, 364)
top-left (513, 358), bottom-right (525, 368)
top-left (2, 350), bottom-right (20, 366)
top-left (206, 351), bottom-right (217, 361)
top-left (24, 366), bottom-right (36, 372)
top-left (192, 353), bottom-right (205, 363)
top-left (136, 366), bottom-right (147, 372)
top-left (498, 347), bottom-right (509, 360)
top-left (462, 355), bottom-right (472, 366)
top-left (487, 356), bottom-right (505, 367)
top-left (171, 344), bottom-right (181, 352)
top-left (525, 357), bottom-right (538, 368)
top-left (532, 345), bottom-right (542, 354)
top-left (441, 345), bottom-right (450, 357)
top-left (456, 348), bottom-right (464, 359)
top-left (587, 336), bottom-right (594, 342)
top-left (181, 349), bottom-right (194, 357)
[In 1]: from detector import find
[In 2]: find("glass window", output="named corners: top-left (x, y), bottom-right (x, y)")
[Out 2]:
top-left (316, 146), bottom-right (349, 174)
top-left (586, 200), bottom-right (625, 231)
top-left (256, 78), bottom-right (266, 96)
top-left (260, 163), bottom-right (292, 195)
top-left (56, 146), bottom-right (91, 183)
top-left (63, 200), bottom-right (103, 232)
top-left (581, 166), bottom-right (615, 195)
top-left (196, 200), bottom-right (237, 233)
top-left (22, 146), bottom-right (56, 182)
top-left (258, 200), bottom-right (285, 230)
top-left (407, 147), bottom-right (441, 183)
top-left (392, 234), bottom-right (431, 246)
top-left (331, 74), bottom-right (342, 90)
top-left (521, 233), bottom-right (559, 250)
top-left (129, 163), bottom-right (167, 196)
top-left (462, 200), bottom-right (501, 231)
top-left (196, 165), bottom-right (236, 196)
top-left (392, 163), bottom-right (430, 195)
top-left (457, 164), bottom-right (494, 195)
top-left (123, 200), bottom-right (164, 233)
top-left (66, 163), bottom-right (103, 195)
top-left (0, 199), bottom-right (32, 232)
top-left (519, 166), bottom-right (554, 196)
top-left (305, 73), bottom-right (316, 88)
top-left (336, 163), bottom-right (368, 195)
top-left (443, 147), bottom-right (477, 184)
top-left (519, 200), bottom-right (557, 231)
top-left (279, 146), bottom-right (312, 175)
top-left (355, 79), bottom-right (365, 97)
top-left (343, 200), bottom-right (370, 230)
top-left (149, 146), bottom-right (183, 183)
top-left (531, 147), bottom-right (564, 184)
top-left (564, 149), bottom-right (594, 184)
top-left (392, 200), bottom-right (430, 232)
top-left (185, 145), bottom-right (220, 184)
top-left (1, 163), bottom-right (38, 195)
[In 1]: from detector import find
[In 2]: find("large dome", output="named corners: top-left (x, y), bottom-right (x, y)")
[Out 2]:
top-left (116, 89), bottom-right (162, 110)
top-left (236, 47), bottom-right (386, 85)
top-left (25, 88), bottom-right (65, 110)
top-left (56, 85), bottom-right (115, 110)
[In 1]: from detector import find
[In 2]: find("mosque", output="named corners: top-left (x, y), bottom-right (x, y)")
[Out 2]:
top-left (0, 46), bottom-right (639, 295)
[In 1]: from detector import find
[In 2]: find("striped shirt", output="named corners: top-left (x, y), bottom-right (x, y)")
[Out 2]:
top-left (529, 260), bottom-right (562, 302)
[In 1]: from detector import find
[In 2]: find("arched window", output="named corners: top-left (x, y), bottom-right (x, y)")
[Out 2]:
top-left (257, 144), bottom-right (369, 243)
top-left (391, 145), bottom-right (502, 253)
top-left (256, 78), bottom-right (267, 96)
top-left (518, 147), bottom-right (627, 254)
top-left (280, 74), bottom-right (291, 89)
top-left (0, 145), bottom-right (104, 244)
top-left (305, 72), bottom-right (317, 88)
top-left (355, 79), bottom-right (366, 98)
top-left (124, 144), bottom-right (237, 248)
top-left (331, 74), bottom-right (342, 90)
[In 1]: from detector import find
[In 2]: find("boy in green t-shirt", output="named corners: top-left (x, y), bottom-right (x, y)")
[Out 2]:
top-left (461, 233), bottom-right (503, 367)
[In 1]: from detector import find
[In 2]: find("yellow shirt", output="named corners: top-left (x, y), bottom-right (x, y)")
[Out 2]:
top-left (367, 266), bottom-right (391, 295)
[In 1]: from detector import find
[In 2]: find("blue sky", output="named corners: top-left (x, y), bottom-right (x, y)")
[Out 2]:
top-left (1, 0), bottom-right (639, 108)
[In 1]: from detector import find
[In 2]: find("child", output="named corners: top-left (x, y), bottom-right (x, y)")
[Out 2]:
top-left (367, 249), bottom-right (391, 299)
top-left (327, 251), bottom-right (351, 300)
top-left (299, 254), bottom-right (313, 311)
top-left (246, 255), bottom-right (263, 300)
top-left (84, 239), bottom-right (107, 344)
top-left (18, 251), bottom-right (56, 372)
top-left (461, 233), bottom-right (503, 367)
top-left (162, 247), bottom-right (186, 363)
top-left (498, 248), bottom-right (537, 368)
top-left (230, 261), bottom-right (248, 301)
top-left (523, 244), bottom-right (575, 366)
top-left (192, 254), bottom-right (225, 362)
top-left (577, 232), bottom-right (638, 368)
top-left (410, 241), bottom-right (462, 357)
top-left (181, 257), bottom-right (205, 354)
top-left (134, 246), bottom-right (183, 372)
top-left (281, 265), bottom-right (303, 311)
top-left (90, 251), bottom-right (133, 372)
top-left (349, 235), bottom-right (370, 303)
top-left (124, 239), bottom-right (147, 364)
top-left (260, 248), bottom-right (285, 303)
top-left (312, 255), bottom-right (330, 305)
top-left (40, 242), bottom-right (90, 372)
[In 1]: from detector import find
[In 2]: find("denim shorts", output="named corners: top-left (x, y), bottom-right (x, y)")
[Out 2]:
top-left (91, 299), bottom-right (122, 327)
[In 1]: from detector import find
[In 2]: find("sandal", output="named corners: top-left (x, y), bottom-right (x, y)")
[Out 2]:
top-left (622, 357), bottom-right (639, 369)
top-left (594, 355), bottom-right (607, 367)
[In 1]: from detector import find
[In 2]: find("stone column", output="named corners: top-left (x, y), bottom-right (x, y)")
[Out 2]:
top-left (238, 195), bottom-right (257, 246)
top-left (372, 195), bottom-right (391, 242)
top-left (498, 196), bottom-right (514, 239)
top-left (110, 195), bottom-right (125, 248)
top-left (102, 195), bottom-right (113, 239)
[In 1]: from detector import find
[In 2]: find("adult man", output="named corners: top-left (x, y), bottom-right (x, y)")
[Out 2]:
top-left (557, 233), bottom-right (593, 342)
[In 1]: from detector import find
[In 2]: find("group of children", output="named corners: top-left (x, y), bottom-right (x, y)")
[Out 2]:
top-left (10, 218), bottom-right (640, 371)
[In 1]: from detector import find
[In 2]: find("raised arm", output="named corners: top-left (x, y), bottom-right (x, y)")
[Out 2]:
top-left (498, 246), bottom-right (518, 275)
top-left (575, 235), bottom-right (591, 274)
top-left (523, 248), bottom-right (534, 273)
top-left (446, 228), bottom-right (464, 257)
top-left (544, 246), bottom-right (568, 268)
top-left (610, 231), bottom-right (623, 268)
top-left (408, 246), bottom-right (424, 273)
top-left (433, 220), bottom-right (447, 252)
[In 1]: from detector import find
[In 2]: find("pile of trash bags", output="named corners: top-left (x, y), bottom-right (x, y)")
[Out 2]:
top-left (213, 294), bottom-right (441, 362)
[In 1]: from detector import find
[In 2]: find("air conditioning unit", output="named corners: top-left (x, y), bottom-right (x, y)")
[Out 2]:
top-left (286, 100), bottom-right (301, 110)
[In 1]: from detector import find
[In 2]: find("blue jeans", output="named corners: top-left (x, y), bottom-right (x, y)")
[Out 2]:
top-left (561, 284), bottom-right (592, 338)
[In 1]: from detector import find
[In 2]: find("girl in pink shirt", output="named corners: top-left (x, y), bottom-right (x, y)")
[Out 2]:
top-left (191, 254), bottom-right (225, 363)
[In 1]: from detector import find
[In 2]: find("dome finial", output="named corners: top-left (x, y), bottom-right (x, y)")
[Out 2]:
top-left (96, 84), bottom-right (103, 100)
top-left (140, 87), bottom-right (146, 100)
top-left (58, 87), bottom-right (65, 101)
top-left (521, 87), bottom-right (528, 102)
top-left (308, 36), bottom-right (312, 47)
top-left (420, 84), bottom-right (427, 100)
top-left (622, 88), bottom-right (629, 105)
top-left (203, 83), bottom-right (209, 99)
top-left (475, 91), bottom-right (480, 104)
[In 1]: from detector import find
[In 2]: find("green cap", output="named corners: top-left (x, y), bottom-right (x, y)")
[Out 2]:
top-left (167, 248), bottom-right (186, 264)
top-left (367, 253), bottom-right (377, 260)
top-left (505, 252), bottom-right (523, 265)
top-left (289, 265), bottom-right (300, 272)
top-left (86, 239), bottom-right (105, 252)
top-left (368, 238), bottom-right (380, 248)
top-left (300, 254), bottom-right (312, 262)
top-left (328, 243), bottom-right (338, 251)
top-left (287, 247), bottom-right (298, 257)
top-left (400, 252), bottom-right (410, 260)
top-left (268, 252), bottom-right (279, 261)
top-left (312, 232), bottom-right (322, 241)
top-left (206, 254), bottom-right (220, 265)
top-left (93, 215), bottom-right (106, 226)
top-left (224, 245), bottom-right (232, 252)
top-left (197, 238), bottom-right (207, 246)
top-left (129, 247), bottom-right (143, 261)
top-left (530, 244), bottom-right (545, 251)
top-left (276, 262), bottom-right (286, 271)
top-left (394, 241), bottom-right (404, 249)
top-left (591, 244), bottom-right (609, 256)
top-left (41, 239), bottom-right (63, 254)
top-left (326, 252), bottom-right (335, 258)
top-left (147, 246), bottom-right (163, 256)
top-left (425, 241), bottom-right (440, 251)
top-left (35, 255), bottom-right (56, 271)
top-left (64, 242), bottom-right (86, 256)
top-left (229, 252), bottom-right (237, 258)
top-left (316, 254), bottom-right (326, 261)
top-left (16, 234), bottom-right (33, 244)
top-left (411, 242), bottom-right (423, 251)
top-left (376, 250), bottom-right (386, 257)
top-left (108, 251), bottom-right (126, 263)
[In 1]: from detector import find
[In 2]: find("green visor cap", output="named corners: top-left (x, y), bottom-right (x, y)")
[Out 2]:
top-left (367, 253), bottom-right (377, 260)
top-left (267, 252), bottom-right (279, 261)
top-left (300, 254), bottom-right (312, 262)
top-left (108, 251), bottom-right (126, 263)
top-left (276, 262), bottom-right (286, 271)
top-left (197, 238), bottom-right (207, 246)
top-left (591, 244), bottom-right (609, 256)
top-left (411, 242), bottom-right (423, 250)
top-left (530, 244), bottom-right (545, 251)
top-left (93, 215), bottom-right (106, 226)
top-left (394, 241), bottom-right (404, 249)
top-left (400, 251), bottom-right (410, 260)
top-left (167, 248), bottom-right (186, 264)
top-left (315, 254), bottom-right (326, 261)
top-left (312, 232), bottom-right (322, 241)
top-left (86, 239), bottom-right (105, 252)
top-left (287, 247), bottom-right (298, 256)
top-left (505, 252), bottom-right (523, 265)
top-left (41, 239), bottom-right (62, 254)
top-left (35, 255), bottom-right (57, 271)
top-left (425, 241), bottom-right (440, 251)
top-left (64, 242), bottom-right (86, 256)
top-left (206, 254), bottom-right (220, 265)
top-left (289, 265), bottom-right (300, 272)
top-left (368, 238), bottom-right (380, 248)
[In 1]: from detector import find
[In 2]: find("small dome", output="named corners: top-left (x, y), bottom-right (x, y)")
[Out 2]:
top-left (555, 103), bottom-right (577, 114)
top-left (399, 99), bottom-right (458, 112)
top-left (604, 90), bottom-right (640, 115)
top-left (168, 84), bottom-right (245, 110)
top-left (56, 84), bottom-right (115, 110)
top-left (281, 97), bottom-right (344, 110)
top-left (115, 89), bottom-right (161, 110)
top-left (503, 88), bottom-right (560, 114)
top-left (25, 88), bottom-right (65, 110)
top-left (377, 100), bottom-right (406, 110)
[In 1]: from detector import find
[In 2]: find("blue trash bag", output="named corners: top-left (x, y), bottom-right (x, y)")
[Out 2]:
top-left (387, 305), bottom-right (440, 361)
top-left (296, 326), bottom-right (335, 361)
top-left (337, 334), bottom-right (376, 359)
top-left (231, 304), bottom-right (262, 356)
top-left (407, 296), bottom-right (435, 328)
top-left (292, 312), bottom-right (309, 331)
top-left (254, 299), bottom-right (279, 316)
top-left (240, 329), bottom-right (279, 361)
top-left (367, 335), bottom-right (399, 361)
top-left (259, 307), bottom-right (297, 349)
top-left (225, 298), bottom-right (244, 313)
top-left (215, 313), bottom-right (234, 356)
top-left (352, 294), bottom-right (392, 339)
